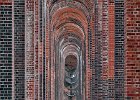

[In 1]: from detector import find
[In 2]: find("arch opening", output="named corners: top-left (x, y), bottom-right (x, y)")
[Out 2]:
top-left (65, 55), bottom-right (77, 72)
top-left (64, 55), bottom-right (78, 99)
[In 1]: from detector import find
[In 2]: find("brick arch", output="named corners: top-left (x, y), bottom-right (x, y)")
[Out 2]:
top-left (49, 1), bottom-right (92, 99)
top-left (51, 8), bottom-right (87, 23)
top-left (58, 35), bottom-right (82, 53)
top-left (50, 0), bottom-right (89, 19)
top-left (51, 7), bottom-right (88, 34)
top-left (54, 23), bottom-right (85, 42)
top-left (50, 0), bottom-right (85, 5)
top-left (53, 16), bottom-right (85, 32)
top-left (55, 33), bottom-right (85, 99)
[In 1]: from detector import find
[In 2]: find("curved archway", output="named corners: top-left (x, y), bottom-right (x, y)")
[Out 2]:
top-left (49, 1), bottom-right (89, 100)
top-left (50, 0), bottom-right (90, 20)
top-left (50, 7), bottom-right (88, 39)
top-left (55, 33), bottom-right (85, 99)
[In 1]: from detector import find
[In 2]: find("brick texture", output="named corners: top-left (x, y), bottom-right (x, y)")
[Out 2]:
top-left (125, 0), bottom-right (140, 99)
top-left (115, 0), bottom-right (125, 99)
top-left (14, 0), bottom-right (25, 99)
top-left (25, 0), bottom-right (34, 99)
top-left (0, 0), bottom-right (139, 100)
top-left (0, 1), bottom-right (12, 99)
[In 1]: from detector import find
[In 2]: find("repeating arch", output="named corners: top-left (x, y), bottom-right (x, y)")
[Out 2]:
top-left (49, 1), bottom-right (91, 100)
top-left (50, 7), bottom-right (88, 36)
top-left (54, 23), bottom-right (85, 42)
top-left (50, 0), bottom-right (89, 19)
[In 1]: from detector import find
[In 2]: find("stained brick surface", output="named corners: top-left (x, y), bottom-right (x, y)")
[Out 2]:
top-left (125, 0), bottom-right (140, 99)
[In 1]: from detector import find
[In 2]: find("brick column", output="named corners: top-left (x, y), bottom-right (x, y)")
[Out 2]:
top-left (0, 0), bottom-right (12, 99)
top-left (34, 0), bottom-right (39, 99)
top-left (101, 0), bottom-right (109, 99)
top-left (125, 0), bottom-right (140, 99)
top-left (25, 0), bottom-right (34, 99)
top-left (108, 1), bottom-right (115, 99)
top-left (114, 0), bottom-right (125, 99)
top-left (14, 0), bottom-right (25, 99)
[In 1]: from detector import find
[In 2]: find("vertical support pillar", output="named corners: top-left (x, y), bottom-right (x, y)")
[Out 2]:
top-left (114, 0), bottom-right (125, 99)
top-left (34, 0), bottom-right (39, 99)
top-left (108, 0), bottom-right (115, 99)
top-left (101, 0), bottom-right (109, 99)
top-left (25, 0), bottom-right (34, 99)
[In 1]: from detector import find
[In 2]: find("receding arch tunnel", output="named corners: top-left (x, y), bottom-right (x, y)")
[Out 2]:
top-left (55, 34), bottom-right (85, 100)
top-left (22, 0), bottom-right (131, 100)
top-left (51, 2), bottom-right (88, 100)
top-left (64, 55), bottom-right (78, 99)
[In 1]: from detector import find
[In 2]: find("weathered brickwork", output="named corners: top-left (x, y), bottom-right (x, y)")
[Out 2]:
top-left (0, 0), bottom-right (12, 99)
top-left (115, 0), bottom-right (125, 99)
top-left (93, 1), bottom-right (116, 99)
top-left (25, 0), bottom-right (34, 99)
top-left (14, 0), bottom-right (25, 99)
top-left (108, 1), bottom-right (115, 99)
top-left (0, 0), bottom-right (140, 100)
top-left (34, 0), bottom-right (39, 99)
top-left (101, 0), bottom-right (109, 99)
top-left (125, 0), bottom-right (140, 99)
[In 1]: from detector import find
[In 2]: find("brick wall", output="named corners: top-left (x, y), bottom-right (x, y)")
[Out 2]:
top-left (108, 1), bottom-right (115, 99)
top-left (93, 1), bottom-right (116, 99)
top-left (34, 0), bottom-right (39, 99)
top-left (125, 0), bottom-right (140, 99)
top-left (0, 0), bottom-right (12, 99)
top-left (115, 0), bottom-right (125, 99)
top-left (93, 0), bottom-right (103, 99)
top-left (25, 0), bottom-right (34, 99)
top-left (14, 0), bottom-right (25, 99)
